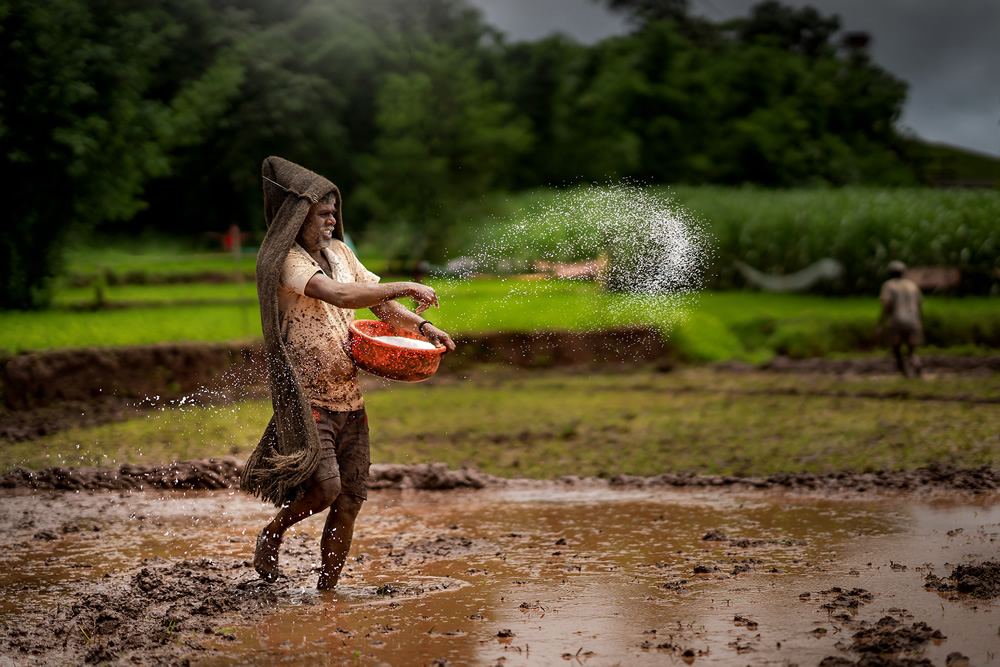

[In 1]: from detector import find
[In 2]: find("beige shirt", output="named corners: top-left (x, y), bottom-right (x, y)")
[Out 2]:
top-left (879, 277), bottom-right (923, 330)
top-left (279, 241), bottom-right (380, 412)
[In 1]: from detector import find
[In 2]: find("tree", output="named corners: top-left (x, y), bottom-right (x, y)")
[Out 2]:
top-left (734, 1), bottom-right (840, 58)
top-left (599, 0), bottom-right (688, 24)
top-left (357, 43), bottom-right (532, 262)
top-left (0, 0), bottom-right (244, 308)
top-left (130, 0), bottom-right (501, 241)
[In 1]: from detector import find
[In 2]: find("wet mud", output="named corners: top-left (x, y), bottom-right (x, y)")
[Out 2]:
top-left (725, 355), bottom-right (1000, 377)
top-left (924, 560), bottom-right (1000, 600)
top-left (1, 485), bottom-right (998, 666)
top-left (3, 459), bottom-right (999, 495)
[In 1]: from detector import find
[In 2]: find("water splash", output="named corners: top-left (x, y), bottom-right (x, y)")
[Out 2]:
top-left (447, 182), bottom-right (713, 329)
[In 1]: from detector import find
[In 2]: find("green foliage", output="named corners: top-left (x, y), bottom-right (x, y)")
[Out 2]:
top-left (472, 185), bottom-right (1000, 295)
top-left (498, 15), bottom-right (914, 188)
top-left (4, 272), bottom-right (999, 361)
top-left (2, 304), bottom-right (261, 351)
top-left (4, 0), bottom-right (993, 306)
top-left (357, 42), bottom-right (532, 262)
top-left (733, 1), bottom-right (841, 58)
top-left (0, 0), bottom-right (245, 308)
top-left (908, 140), bottom-right (1000, 187)
top-left (670, 186), bottom-right (1000, 295)
top-left (601, 0), bottom-right (688, 25)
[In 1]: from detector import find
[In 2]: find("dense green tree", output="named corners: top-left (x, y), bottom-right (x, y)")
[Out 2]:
top-left (357, 42), bottom-right (532, 262)
top-left (1, 0), bottom-right (923, 303)
top-left (132, 0), bottom-right (500, 241)
top-left (733, 0), bottom-right (840, 58)
top-left (0, 0), bottom-right (244, 308)
top-left (598, 0), bottom-right (688, 24)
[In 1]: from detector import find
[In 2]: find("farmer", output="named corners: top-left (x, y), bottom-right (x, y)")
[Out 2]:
top-left (241, 156), bottom-right (455, 589)
top-left (878, 260), bottom-right (923, 377)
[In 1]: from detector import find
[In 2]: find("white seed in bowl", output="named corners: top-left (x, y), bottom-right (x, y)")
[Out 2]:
top-left (373, 335), bottom-right (437, 350)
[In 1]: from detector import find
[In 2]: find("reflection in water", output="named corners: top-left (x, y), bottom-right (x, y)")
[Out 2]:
top-left (1, 486), bottom-right (998, 665)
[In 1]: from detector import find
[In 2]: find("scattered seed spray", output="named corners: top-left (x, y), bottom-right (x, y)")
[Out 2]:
top-left (448, 182), bottom-right (713, 332)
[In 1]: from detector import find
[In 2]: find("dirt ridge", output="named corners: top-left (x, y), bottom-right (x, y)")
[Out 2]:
top-left (1, 460), bottom-right (997, 494)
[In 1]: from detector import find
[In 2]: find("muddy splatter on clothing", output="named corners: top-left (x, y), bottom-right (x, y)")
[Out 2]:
top-left (280, 241), bottom-right (379, 412)
top-left (880, 277), bottom-right (923, 346)
top-left (310, 407), bottom-right (370, 500)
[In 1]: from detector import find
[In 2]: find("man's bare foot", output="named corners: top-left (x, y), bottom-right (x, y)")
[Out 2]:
top-left (316, 571), bottom-right (338, 590)
top-left (254, 529), bottom-right (282, 582)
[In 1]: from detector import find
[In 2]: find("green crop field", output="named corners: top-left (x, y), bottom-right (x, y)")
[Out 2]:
top-left (471, 185), bottom-right (1000, 295)
top-left (1, 303), bottom-right (263, 350)
top-left (52, 282), bottom-right (259, 308)
top-left (4, 185), bottom-right (997, 359)
top-left (3, 278), bottom-right (997, 361)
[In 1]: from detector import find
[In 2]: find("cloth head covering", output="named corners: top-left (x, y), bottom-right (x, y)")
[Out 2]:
top-left (887, 260), bottom-right (906, 278)
top-left (240, 156), bottom-right (344, 506)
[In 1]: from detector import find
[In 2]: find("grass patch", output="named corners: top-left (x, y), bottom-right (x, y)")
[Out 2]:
top-left (4, 369), bottom-right (998, 477)
top-left (52, 282), bottom-right (259, 308)
top-left (4, 279), bottom-right (998, 360)
top-left (64, 237), bottom-right (386, 286)
top-left (1, 304), bottom-right (262, 351)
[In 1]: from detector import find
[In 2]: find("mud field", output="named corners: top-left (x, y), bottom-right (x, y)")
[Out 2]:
top-left (2, 354), bottom-right (999, 666)
top-left (1, 468), bottom-right (999, 667)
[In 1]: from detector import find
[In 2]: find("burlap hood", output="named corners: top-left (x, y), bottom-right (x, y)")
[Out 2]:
top-left (240, 156), bottom-right (344, 506)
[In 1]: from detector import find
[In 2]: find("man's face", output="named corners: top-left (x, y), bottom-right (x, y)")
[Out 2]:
top-left (297, 201), bottom-right (337, 252)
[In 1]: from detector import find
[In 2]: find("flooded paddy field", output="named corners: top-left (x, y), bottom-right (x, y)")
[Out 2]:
top-left (1, 482), bottom-right (998, 666)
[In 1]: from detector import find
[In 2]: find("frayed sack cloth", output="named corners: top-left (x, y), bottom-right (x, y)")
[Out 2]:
top-left (240, 156), bottom-right (345, 507)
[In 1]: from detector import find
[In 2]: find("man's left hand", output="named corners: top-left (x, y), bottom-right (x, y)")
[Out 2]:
top-left (424, 324), bottom-right (456, 354)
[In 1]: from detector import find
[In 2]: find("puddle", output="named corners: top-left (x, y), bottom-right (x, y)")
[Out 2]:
top-left (1, 486), bottom-right (998, 665)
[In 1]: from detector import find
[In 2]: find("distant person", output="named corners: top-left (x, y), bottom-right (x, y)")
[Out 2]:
top-left (241, 156), bottom-right (455, 590)
top-left (878, 260), bottom-right (923, 377)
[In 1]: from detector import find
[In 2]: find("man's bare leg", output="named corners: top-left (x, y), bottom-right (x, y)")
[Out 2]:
top-left (317, 493), bottom-right (365, 590)
top-left (254, 478), bottom-right (340, 582)
top-left (908, 345), bottom-right (922, 377)
top-left (892, 344), bottom-right (908, 377)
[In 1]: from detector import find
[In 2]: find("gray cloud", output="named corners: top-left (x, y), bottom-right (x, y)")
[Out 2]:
top-left (468, 0), bottom-right (1000, 155)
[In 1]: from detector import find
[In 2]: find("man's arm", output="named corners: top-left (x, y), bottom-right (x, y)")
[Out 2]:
top-left (370, 299), bottom-right (456, 353)
top-left (303, 272), bottom-right (438, 312)
top-left (877, 283), bottom-right (893, 325)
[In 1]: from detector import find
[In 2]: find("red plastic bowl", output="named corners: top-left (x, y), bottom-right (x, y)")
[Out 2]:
top-left (349, 319), bottom-right (444, 382)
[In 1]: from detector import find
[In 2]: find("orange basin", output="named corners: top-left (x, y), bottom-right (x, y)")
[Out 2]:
top-left (349, 319), bottom-right (444, 382)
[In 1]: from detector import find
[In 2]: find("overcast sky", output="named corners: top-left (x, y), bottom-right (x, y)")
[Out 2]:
top-left (467, 0), bottom-right (1000, 156)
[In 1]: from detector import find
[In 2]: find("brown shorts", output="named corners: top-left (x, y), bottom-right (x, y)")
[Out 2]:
top-left (888, 322), bottom-right (923, 348)
top-left (310, 407), bottom-right (370, 500)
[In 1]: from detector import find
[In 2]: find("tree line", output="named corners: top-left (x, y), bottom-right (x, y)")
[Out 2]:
top-left (2, 0), bottom-right (918, 308)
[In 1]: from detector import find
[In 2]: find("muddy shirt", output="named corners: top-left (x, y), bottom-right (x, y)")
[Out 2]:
top-left (880, 277), bottom-right (923, 336)
top-left (279, 241), bottom-right (379, 411)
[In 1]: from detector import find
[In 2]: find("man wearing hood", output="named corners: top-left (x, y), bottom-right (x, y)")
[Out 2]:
top-left (242, 157), bottom-right (455, 589)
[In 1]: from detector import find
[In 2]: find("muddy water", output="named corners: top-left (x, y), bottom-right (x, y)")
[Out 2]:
top-left (2, 486), bottom-right (998, 666)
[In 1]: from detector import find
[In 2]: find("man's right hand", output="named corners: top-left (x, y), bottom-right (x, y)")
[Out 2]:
top-left (406, 283), bottom-right (439, 314)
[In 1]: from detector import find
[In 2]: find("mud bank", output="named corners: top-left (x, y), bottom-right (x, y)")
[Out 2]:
top-left (0, 341), bottom-right (268, 411)
top-left (724, 354), bottom-right (1000, 376)
top-left (10, 331), bottom-right (993, 412)
top-left (0, 461), bottom-right (494, 494)
top-left (0, 329), bottom-right (667, 412)
top-left (2, 460), bottom-right (999, 495)
top-left (0, 485), bottom-right (997, 666)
